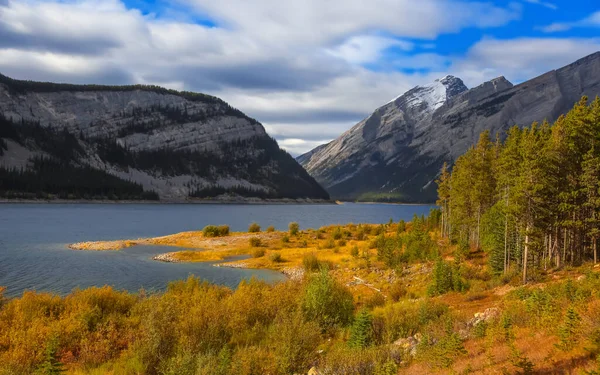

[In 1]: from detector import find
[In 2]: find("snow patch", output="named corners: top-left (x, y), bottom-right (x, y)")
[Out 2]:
top-left (405, 79), bottom-right (448, 112)
top-left (387, 76), bottom-right (453, 110)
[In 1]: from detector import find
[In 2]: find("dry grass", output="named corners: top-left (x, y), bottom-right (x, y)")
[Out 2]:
top-left (65, 221), bottom-right (600, 375)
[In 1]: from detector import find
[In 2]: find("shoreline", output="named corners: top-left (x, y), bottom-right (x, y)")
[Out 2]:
top-left (352, 201), bottom-right (436, 206)
top-left (0, 198), bottom-right (336, 205)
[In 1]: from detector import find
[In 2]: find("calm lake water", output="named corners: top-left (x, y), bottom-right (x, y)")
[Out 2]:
top-left (0, 203), bottom-right (435, 297)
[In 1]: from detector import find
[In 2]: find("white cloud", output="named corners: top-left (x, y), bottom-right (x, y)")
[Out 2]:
top-left (182, 0), bottom-right (521, 44)
top-left (327, 35), bottom-right (413, 65)
top-left (277, 138), bottom-right (333, 156)
top-left (541, 10), bottom-right (600, 33)
top-left (9, 0), bottom-right (596, 156)
top-left (523, 0), bottom-right (557, 10)
top-left (452, 37), bottom-right (600, 86)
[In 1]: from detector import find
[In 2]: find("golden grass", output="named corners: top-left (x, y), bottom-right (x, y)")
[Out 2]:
top-left (69, 224), bottom-right (388, 271)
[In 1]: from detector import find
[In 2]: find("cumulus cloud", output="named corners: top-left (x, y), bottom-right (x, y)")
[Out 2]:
top-left (327, 35), bottom-right (414, 65)
top-left (0, 0), bottom-right (149, 55)
top-left (452, 37), bottom-right (600, 86)
top-left (1, 0), bottom-right (593, 156)
top-left (183, 0), bottom-right (521, 44)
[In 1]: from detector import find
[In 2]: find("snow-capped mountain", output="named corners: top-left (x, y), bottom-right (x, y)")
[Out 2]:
top-left (298, 52), bottom-right (600, 202)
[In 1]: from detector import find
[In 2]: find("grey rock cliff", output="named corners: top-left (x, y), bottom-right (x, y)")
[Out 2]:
top-left (299, 52), bottom-right (600, 202)
top-left (0, 76), bottom-right (329, 200)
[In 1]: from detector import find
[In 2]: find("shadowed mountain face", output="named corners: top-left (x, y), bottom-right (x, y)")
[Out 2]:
top-left (0, 75), bottom-right (329, 201)
top-left (298, 52), bottom-right (600, 203)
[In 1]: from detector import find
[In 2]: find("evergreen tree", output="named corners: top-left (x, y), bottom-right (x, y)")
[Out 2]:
top-left (436, 162), bottom-right (451, 238)
top-left (439, 96), bottom-right (600, 282)
top-left (36, 337), bottom-right (65, 375)
top-left (348, 309), bottom-right (373, 349)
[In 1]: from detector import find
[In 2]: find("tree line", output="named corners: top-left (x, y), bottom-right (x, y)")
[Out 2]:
top-left (0, 157), bottom-right (158, 200)
top-left (437, 97), bottom-right (600, 282)
top-left (0, 113), bottom-right (159, 200)
top-left (97, 136), bottom-right (330, 200)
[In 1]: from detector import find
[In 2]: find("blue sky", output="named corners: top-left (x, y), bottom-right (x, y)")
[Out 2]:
top-left (0, 0), bottom-right (599, 154)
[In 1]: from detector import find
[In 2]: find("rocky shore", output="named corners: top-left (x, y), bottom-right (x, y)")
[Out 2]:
top-left (152, 252), bottom-right (181, 263)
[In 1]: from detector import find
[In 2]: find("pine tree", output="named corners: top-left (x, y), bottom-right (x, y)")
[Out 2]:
top-left (496, 126), bottom-right (522, 273)
top-left (436, 162), bottom-right (451, 238)
top-left (348, 309), bottom-right (373, 349)
top-left (472, 130), bottom-right (496, 248)
top-left (440, 96), bottom-right (600, 281)
top-left (36, 337), bottom-right (65, 375)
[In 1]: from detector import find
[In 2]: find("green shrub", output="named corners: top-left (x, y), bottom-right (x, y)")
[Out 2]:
top-left (203, 225), bottom-right (230, 237)
top-left (249, 237), bottom-right (262, 247)
top-left (372, 300), bottom-right (449, 344)
top-left (556, 306), bottom-right (581, 351)
top-left (375, 360), bottom-right (399, 375)
top-left (416, 330), bottom-right (467, 368)
top-left (282, 235), bottom-right (290, 244)
top-left (217, 225), bottom-right (230, 236)
top-left (248, 222), bottom-right (261, 233)
top-left (356, 226), bottom-right (366, 241)
top-left (349, 309), bottom-right (373, 349)
top-left (269, 252), bottom-right (283, 262)
top-left (364, 293), bottom-right (386, 309)
top-left (323, 238), bottom-right (336, 249)
top-left (332, 227), bottom-right (343, 240)
top-left (337, 239), bottom-right (347, 247)
top-left (270, 313), bottom-right (321, 375)
top-left (319, 346), bottom-right (395, 375)
top-left (351, 245), bottom-right (360, 258)
top-left (472, 321), bottom-right (488, 339)
top-left (427, 259), bottom-right (468, 296)
top-left (397, 220), bottom-right (406, 233)
top-left (36, 336), bottom-right (65, 375)
top-left (252, 248), bottom-right (266, 258)
top-left (302, 269), bottom-right (354, 329)
top-left (303, 253), bottom-right (333, 272)
top-left (389, 281), bottom-right (407, 302)
top-left (375, 234), bottom-right (403, 267)
top-left (303, 253), bottom-right (320, 272)
top-left (289, 222), bottom-right (300, 236)
top-left (266, 225), bottom-right (275, 233)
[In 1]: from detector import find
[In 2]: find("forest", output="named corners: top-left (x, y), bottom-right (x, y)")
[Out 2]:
top-left (0, 105), bottom-right (329, 201)
top-left (437, 96), bottom-right (600, 282)
top-left (0, 157), bottom-right (158, 200)
top-left (97, 136), bottom-right (330, 200)
top-left (0, 114), bottom-right (159, 200)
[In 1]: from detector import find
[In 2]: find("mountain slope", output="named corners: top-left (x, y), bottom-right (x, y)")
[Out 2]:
top-left (0, 74), bottom-right (329, 201)
top-left (298, 52), bottom-right (600, 202)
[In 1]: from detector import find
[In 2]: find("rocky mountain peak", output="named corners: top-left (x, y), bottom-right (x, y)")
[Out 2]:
top-left (391, 75), bottom-right (468, 114)
top-left (438, 75), bottom-right (469, 98)
top-left (299, 52), bottom-right (600, 203)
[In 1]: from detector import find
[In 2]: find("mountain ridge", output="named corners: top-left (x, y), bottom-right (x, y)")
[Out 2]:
top-left (0, 75), bottom-right (330, 201)
top-left (298, 51), bottom-right (600, 202)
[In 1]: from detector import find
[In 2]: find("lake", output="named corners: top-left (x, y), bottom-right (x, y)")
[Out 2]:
top-left (0, 202), bottom-right (435, 297)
